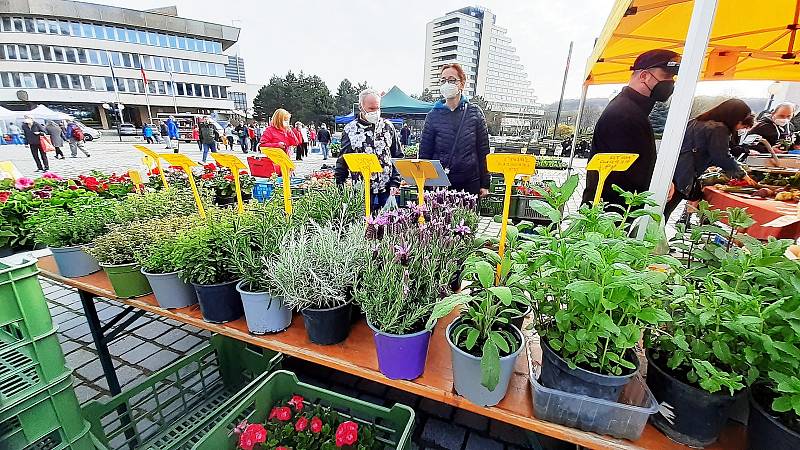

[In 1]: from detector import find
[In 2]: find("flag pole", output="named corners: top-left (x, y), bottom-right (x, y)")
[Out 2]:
top-left (168, 61), bottom-right (178, 114)
top-left (106, 51), bottom-right (124, 142)
top-left (138, 55), bottom-right (154, 124)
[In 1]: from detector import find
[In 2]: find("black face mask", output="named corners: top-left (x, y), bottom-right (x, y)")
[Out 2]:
top-left (645, 72), bottom-right (675, 102)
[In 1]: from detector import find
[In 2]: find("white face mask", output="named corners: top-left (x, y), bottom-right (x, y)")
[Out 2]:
top-left (282, 120), bottom-right (290, 128)
top-left (24, 119), bottom-right (32, 124)
top-left (774, 118), bottom-right (790, 127)
top-left (440, 82), bottom-right (460, 99)
top-left (363, 110), bottom-right (381, 124)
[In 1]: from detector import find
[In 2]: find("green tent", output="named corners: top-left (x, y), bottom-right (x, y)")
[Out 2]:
top-left (380, 86), bottom-right (434, 115)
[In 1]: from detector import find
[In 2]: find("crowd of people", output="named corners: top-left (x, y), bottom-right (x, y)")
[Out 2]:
top-left (4, 115), bottom-right (93, 172)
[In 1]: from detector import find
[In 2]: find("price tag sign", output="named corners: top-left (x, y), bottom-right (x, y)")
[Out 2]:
top-left (261, 147), bottom-right (296, 214)
top-left (586, 153), bottom-right (638, 205)
top-left (212, 153), bottom-right (249, 213)
top-left (134, 145), bottom-right (169, 189)
top-left (128, 169), bottom-right (144, 194)
top-left (486, 154), bottom-right (537, 279)
top-left (343, 153), bottom-right (382, 217)
top-left (159, 153), bottom-right (206, 218)
top-left (394, 159), bottom-right (443, 218)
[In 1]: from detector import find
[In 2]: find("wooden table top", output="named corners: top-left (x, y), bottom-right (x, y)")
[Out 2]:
top-left (36, 256), bottom-right (746, 450)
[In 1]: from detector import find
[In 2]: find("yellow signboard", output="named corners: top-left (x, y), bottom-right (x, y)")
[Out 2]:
top-left (158, 153), bottom-right (205, 218)
top-left (211, 153), bottom-right (249, 213)
top-left (343, 153), bottom-right (382, 217)
top-left (261, 147), bottom-right (296, 215)
top-left (134, 145), bottom-right (169, 189)
top-left (128, 169), bottom-right (143, 194)
top-left (586, 153), bottom-right (639, 205)
top-left (394, 159), bottom-right (440, 215)
top-left (486, 153), bottom-right (537, 279)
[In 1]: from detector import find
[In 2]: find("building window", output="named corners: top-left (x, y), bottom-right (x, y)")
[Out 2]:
top-left (11, 73), bottom-right (21, 88)
top-left (21, 73), bottom-right (35, 88)
top-left (70, 74), bottom-right (82, 89)
top-left (58, 74), bottom-right (70, 89)
top-left (6, 45), bottom-right (17, 60)
top-left (176, 83), bottom-right (185, 96)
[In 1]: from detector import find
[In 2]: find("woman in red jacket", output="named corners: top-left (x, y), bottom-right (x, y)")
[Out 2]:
top-left (259, 108), bottom-right (300, 175)
top-left (192, 125), bottom-right (200, 151)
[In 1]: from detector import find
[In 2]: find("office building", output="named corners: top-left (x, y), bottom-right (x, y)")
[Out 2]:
top-left (225, 55), bottom-right (246, 83)
top-left (0, 0), bottom-right (239, 128)
top-left (423, 6), bottom-right (543, 129)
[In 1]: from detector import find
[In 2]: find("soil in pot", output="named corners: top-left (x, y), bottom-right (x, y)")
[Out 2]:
top-left (368, 321), bottom-right (431, 380)
top-left (646, 351), bottom-right (742, 448)
top-left (142, 269), bottom-right (197, 309)
top-left (747, 385), bottom-right (800, 450)
top-left (539, 337), bottom-right (638, 402)
top-left (192, 279), bottom-right (244, 323)
top-left (236, 281), bottom-right (292, 334)
top-left (102, 263), bottom-right (152, 298)
top-left (301, 303), bottom-right (352, 345)
top-left (51, 245), bottom-right (101, 278)
top-left (447, 318), bottom-right (524, 407)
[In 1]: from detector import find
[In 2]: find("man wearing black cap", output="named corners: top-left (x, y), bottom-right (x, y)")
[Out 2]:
top-left (582, 49), bottom-right (681, 208)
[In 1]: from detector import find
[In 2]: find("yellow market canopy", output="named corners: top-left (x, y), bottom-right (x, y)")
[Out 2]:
top-left (585, 0), bottom-right (800, 84)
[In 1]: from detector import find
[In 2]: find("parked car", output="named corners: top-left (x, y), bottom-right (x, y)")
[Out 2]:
top-left (118, 123), bottom-right (139, 136)
top-left (75, 121), bottom-right (101, 141)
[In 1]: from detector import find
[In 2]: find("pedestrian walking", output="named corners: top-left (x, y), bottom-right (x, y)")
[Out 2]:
top-left (224, 124), bottom-right (235, 151)
top-left (66, 120), bottom-right (90, 158)
top-left (8, 122), bottom-right (23, 145)
top-left (45, 120), bottom-right (66, 159)
top-left (198, 117), bottom-right (218, 163)
top-left (192, 124), bottom-right (201, 151)
top-left (248, 124), bottom-right (258, 153)
top-left (400, 123), bottom-right (411, 147)
top-left (166, 116), bottom-right (180, 153)
top-left (22, 115), bottom-right (48, 172)
top-left (236, 123), bottom-right (249, 153)
top-left (143, 123), bottom-right (155, 144)
top-left (294, 122), bottom-right (309, 161)
top-left (309, 126), bottom-right (317, 149)
top-left (160, 121), bottom-right (170, 149)
top-left (317, 123), bottom-right (332, 160)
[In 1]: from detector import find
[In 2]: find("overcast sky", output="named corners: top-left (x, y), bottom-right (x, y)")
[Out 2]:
top-left (93, 0), bottom-right (772, 103)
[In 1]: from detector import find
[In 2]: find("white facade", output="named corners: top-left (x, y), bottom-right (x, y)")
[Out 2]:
top-left (423, 6), bottom-right (543, 122)
top-left (0, 0), bottom-right (239, 129)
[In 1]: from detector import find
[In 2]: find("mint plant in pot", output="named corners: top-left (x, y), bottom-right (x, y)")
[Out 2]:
top-left (85, 220), bottom-right (155, 298)
top-left (427, 252), bottom-right (526, 407)
top-left (520, 180), bottom-right (672, 402)
top-left (226, 206), bottom-right (293, 334)
top-left (33, 200), bottom-right (115, 277)
top-left (173, 210), bottom-right (243, 323)
top-left (136, 216), bottom-right (201, 309)
top-left (271, 222), bottom-right (366, 345)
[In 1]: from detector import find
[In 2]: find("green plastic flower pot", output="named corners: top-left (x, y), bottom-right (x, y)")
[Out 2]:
top-left (100, 263), bottom-right (152, 298)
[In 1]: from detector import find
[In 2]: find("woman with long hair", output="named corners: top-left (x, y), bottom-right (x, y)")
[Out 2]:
top-left (259, 109), bottom-right (300, 175)
top-left (666, 98), bottom-right (756, 220)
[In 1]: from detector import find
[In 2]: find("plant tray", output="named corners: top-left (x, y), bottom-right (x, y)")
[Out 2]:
top-left (0, 257), bottom-right (54, 340)
top-left (478, 194), bottom-right (504, 218)
top-left (527, 339), bottom-right (658, 441)
top-left (1, 371), bottom-right (94, 450)
top-left (513, 195), bottom-right (559, 222)
top-left (0, 324), bottom-right (69, 409)
top-left (192, 370), bottom-right (415, 450)
top-left (83, 335), bottom-right (282, 450)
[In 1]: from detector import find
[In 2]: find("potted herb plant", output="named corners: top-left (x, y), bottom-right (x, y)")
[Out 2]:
top-left (173, 210), bottom-right (244, 323)
top-left (33, 200), bottom-right (115, 277)
top-left (427, 253), bottom-right (526, 407)
top-left (519, 178), bottom-right (671, 401)
top-left (271, 223), bottom-right (366, 345)
top-left (226, 206), bottom-right (293, 334)
top-left (85, 220), bottom-right (154, 298)
top-left (136, 216), bottom-right (200, 309)
top-left (200, 163), bottom-right (254, 206)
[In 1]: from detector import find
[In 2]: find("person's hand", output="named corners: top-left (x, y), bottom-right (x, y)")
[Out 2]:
top-left (479, 188), bottom-right (489, 198)
top-left (390, 187), bottom-right (400, 196)
top-left (667, 182), bottom-right (675, 201)
top-left (742, 175), bottom-right (758, 186)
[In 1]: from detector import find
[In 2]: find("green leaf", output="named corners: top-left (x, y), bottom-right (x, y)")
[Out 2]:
top-left (426, 294), bottom-right (470, 330)
top-left (480, 339), bottom-right (501, 391)
top-left (475, 261), bottom-right (495, 289)
top-left (565, 280), bottom-right (602, 300)
top-left (488, 286), bottom-right (513, 306)
top-left (529, 200), bottom-right (561, 223)
top-left (465, 328), bottom-right (480, 350)
top-left (712, 341), bottom-right (733, 364)
top-left (636, 307), bottom-right (671, 324)
top-left (489, 331), bottom-right (510, 353)
top-left (596, 313), bottom-right (620, 335)
top-left (772, 396), bottom-right (794, 413)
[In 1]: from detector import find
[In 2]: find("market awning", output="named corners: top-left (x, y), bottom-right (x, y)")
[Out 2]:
top-left (585, 0), bottom-right (800, 85)
top-left (380, 86), bottom-right (434, 115)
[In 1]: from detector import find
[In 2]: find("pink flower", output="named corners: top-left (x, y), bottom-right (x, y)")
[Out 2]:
top-left (269, 406), bottom-right (292, 422)
top-left (238, 432), bottom-right (255, 450)
top-left (41, 171), bottom-right (63, 180)
top-left (295, 416), bottom-right (308, 432)
top-left (287, 395), bottom-right (304, 411)
top-left (14, 177), bottom-right (34, 190)
top-left (335, 421), bottom-right (358, 447)
top-left (276, 447), bottom-right (288, 450)
top-left (244, 423), bottom-right (267, 443)
top-left (310, 416), bottom-right (323, 433)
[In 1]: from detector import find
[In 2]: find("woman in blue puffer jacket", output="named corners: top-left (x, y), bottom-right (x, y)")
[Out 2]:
top-left (419, 63), bottom-right (490, 196)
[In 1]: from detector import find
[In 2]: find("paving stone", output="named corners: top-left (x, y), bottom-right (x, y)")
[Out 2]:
top-left (76, 359), bottom-right (106, 381)
top-left (73, 384), bottom-right (101, 403)
top-left (65, 348), bottom-right (97, 370)
top-left (56, 315), bottom-right (86, 330)
top-left (115, 365), bottom-right (145, 388)
top-left (420, 418), bottom-right (466, 450)
top-left (454, 409), bottom-right (490, 432)
top-left (132, 320), bottom-right (172, 339)
top-left (59, 340), bottom-right (81, 355)
top-left (385, 387), bottom-right (420, 408)
top-left (419, 398), bottom-right (454, 420)
top-left (465, 432), bottom-right (504, 450)
top-left (155, 328), bottom-right (188, 346)
top-left (108, 335), bottom-right (145, 356)
top-left (170, 334), bottom-right (202, 352)
top-left (120, 341), bottom-right (161, 364)
top-left (61, 323), bottom-right (92, 341)
top-left (137, 348), bottom-right (181, 372)
top-left (48, 305), bottom-right (68, 316)
top-left (489, 421), bottom-right (531, 448)
top-left (97, 305), bottom-right (126, 321)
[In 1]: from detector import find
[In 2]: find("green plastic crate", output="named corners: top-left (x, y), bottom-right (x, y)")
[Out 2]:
top-left (0, 324), bottom-right (69, 409)
top-left (83, 335), bottom-right (282, 450)
top-left (479, 194), bottom-right (504, 218)
top-left (192, 370), bottom-right (415, 450)
top-left (0, 371), bottom-right (94, 450)
top-left (0, 257), bottom-right (53, 340)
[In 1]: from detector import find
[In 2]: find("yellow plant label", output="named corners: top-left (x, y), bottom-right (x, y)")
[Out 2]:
top-left (158, 153), bottom-right (205, 218)
top-left (128, 169), bottom-right (143, 193)
top-left (261, 147), bottom-right (295, 215)
top-left (586, 153), bottom-right (638, 205)
top-left (394, 159), bottom-right (439, 215)
top-left (343, 153), bottom-right (382, 217)
top-left (0, 161), bottom-right (22, 180)
top-left (212, 154), bottom-right (249, 213)
top-left (134, 145), bottom-right (168, 189)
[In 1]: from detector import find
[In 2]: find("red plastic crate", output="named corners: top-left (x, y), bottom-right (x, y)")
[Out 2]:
top-left (247, 157), bottom-right (280, 178)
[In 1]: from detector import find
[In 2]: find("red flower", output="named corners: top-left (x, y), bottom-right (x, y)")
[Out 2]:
top-left (276, 447), bottom-right (288, 450)
top-left (0, 191), bottom-right (10, 203)
top-left (149, 167), bottom-right (160, 175)
top-left (335, 421), bottom-right (358, 447)
top-left (295, 416), bottom-right (308, 432)
top-left (224, 174), bottom-right (234, 182)
top-left (239, 170), bottom-right (249, 175)
top-left (287, 395), bottom-right (304, 411)
top-left (101, 183), bottom-right (109, 190)
top-left (269, 406), bottom-right (292, 421)
top-left (310, 416), bottom-right (323, 433)
top-left (201, 172), bottom-right (214, 180)
top-left (238, 432), bottom-right (255, 450)
top-left (244, 423), bottom-right (267, 444)
top-left (204, 163), bottom-right (217, 172)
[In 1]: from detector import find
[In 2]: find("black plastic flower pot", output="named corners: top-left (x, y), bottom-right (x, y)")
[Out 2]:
top-left (301, 303), bottom-right (352, 345)
top-left (747, 386), bottom-right (800, 450)
top-left (539, 337), bottom-right (638, 402)
top-left (191, 279), bottom-right (244, 323)
top-left (509, 305), bottom-right (532, 331)
top-left (646, 351), bottom-right (742, 448)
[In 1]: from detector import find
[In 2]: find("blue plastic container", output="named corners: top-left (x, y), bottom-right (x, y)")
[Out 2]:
top-left (252, 182), bottom-right (274, 202)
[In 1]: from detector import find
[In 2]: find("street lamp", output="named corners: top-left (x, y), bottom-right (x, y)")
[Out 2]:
top-left (102, 102), bottom-right (125, 142)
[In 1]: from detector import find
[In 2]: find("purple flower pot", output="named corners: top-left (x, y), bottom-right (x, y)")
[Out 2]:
top-left (368, 321), bottom-right (431, 380)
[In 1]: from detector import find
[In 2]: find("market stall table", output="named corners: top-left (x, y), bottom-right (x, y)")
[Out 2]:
top-left (36, 256), bottom-right (746, 450)
top-left (703, 187), bottom-right (800, 240)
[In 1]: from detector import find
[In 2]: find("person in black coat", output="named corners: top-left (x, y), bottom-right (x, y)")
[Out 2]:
top-left (743, 103), bottom-right (797, 154)
top-left (419, 63), bottom-right (490, 196)
top-left (400, 123), bottom-right (411, 146)
top-left (581, 49), bottom-right (681, 208)
top-left (21, 115), bottom-right (48, 172)
top-left (665, 99), bottom-right (756, 220)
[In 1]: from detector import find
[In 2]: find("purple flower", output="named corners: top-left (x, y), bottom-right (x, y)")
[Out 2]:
top-left (393, 243), bottom-right (411, 265)
top-left (453, 219), bottom-right (471, 236)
